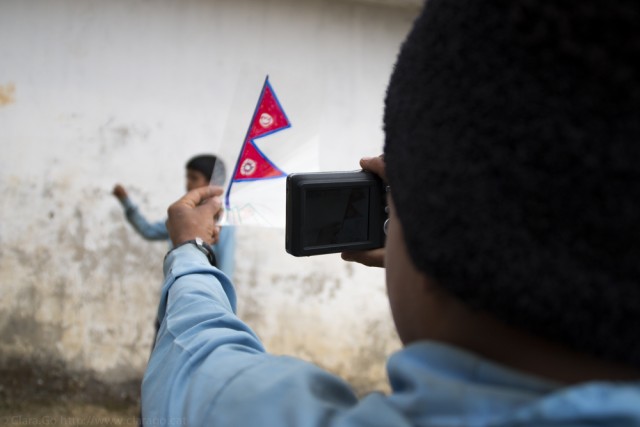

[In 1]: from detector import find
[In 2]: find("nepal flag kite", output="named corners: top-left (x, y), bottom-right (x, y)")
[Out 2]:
top-left (225, 76), bottom-right (291, 211)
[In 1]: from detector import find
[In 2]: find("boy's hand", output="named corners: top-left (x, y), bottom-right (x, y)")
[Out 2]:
top-left (166, 186), bottom-right (224, 247)
top-left (112, 184), bottom-right (128, 201)
top-left (341, 155), bottom-right (387, 268)
top-left (341, 248), bottom-right (385, 268)
top-left (359, 155), bottom-right (387, 182)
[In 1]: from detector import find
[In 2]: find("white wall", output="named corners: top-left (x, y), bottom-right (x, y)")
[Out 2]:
top-left (0, 0), bottom-right (418, 391)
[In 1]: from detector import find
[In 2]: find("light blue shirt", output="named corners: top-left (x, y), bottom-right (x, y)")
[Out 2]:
top-left (142, 245), bottom-right (640, 426)
top-left (119, 197), bottom-right (235, 278)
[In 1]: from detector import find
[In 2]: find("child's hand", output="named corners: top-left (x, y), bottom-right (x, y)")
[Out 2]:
top-left (341, 155), bottom-right (387, 268)
top-left (166, 186), bottom-right (224, 247)
top-left (112, 184), bottom-right (128, 201)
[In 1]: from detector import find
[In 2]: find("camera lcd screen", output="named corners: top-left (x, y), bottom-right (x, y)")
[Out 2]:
top-left (302, 186), bottom-right (370, 249)
top-left (286, 170), bottom-right (385, 256)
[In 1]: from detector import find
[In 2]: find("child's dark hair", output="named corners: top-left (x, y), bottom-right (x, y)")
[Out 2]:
top-left (384, 0), bottom-right (640, 366)
top-left (186, 154), bottom-right (226, 186)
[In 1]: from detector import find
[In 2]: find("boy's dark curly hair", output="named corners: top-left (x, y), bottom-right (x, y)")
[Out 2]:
top-left (384, 0), bottom-right (640, 366)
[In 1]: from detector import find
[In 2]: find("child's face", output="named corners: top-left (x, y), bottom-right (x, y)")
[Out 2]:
top-left (186, 169), bottom-right (209, 192)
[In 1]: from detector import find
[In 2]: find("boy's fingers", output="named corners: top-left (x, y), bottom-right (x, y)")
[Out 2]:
top-left (166, 188), bottom-right (224, 247)
top-left (341, 248), bottom-right (385, 268)
top-left (174, 186), bottom-right (223, 209)
top-left (201, 194), bottom-right (223, 217)
top-left (360, 155), bottom-right (387, 181)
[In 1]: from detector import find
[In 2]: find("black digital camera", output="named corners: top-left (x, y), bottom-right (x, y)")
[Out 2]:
top-left (285, 170), bottom-right (387, 256)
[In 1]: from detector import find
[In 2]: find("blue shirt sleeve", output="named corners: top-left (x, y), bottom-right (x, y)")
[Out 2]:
top-left (119, 197), bottom-right (169, 241)
top-left (142, 247), bottom-right (640, 427)
top-left (141, 245), bottom-right (365, 427)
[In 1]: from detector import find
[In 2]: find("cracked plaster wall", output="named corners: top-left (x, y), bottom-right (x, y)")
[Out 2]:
top-left (0, 0), bottom-right (416, 392)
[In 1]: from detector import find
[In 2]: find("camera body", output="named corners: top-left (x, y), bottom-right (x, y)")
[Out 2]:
top-left (286, 170), bottom-right (387, 256)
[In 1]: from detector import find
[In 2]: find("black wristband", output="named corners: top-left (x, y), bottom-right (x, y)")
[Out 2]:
top-left (168, 237), bottom-right (217, 266)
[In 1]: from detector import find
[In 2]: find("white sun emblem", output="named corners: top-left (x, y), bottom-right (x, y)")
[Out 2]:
top-left (240, 158), bottom-right (257, 176)
top-left (259, 113), bottom-right (274, 128)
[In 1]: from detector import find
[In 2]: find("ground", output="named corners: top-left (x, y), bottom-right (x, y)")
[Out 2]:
top-left (1, 403), bottom-right (139, 427)
top-left (0, 360), bottom-right (140, 427)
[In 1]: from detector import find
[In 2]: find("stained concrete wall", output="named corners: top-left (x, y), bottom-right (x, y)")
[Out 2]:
top-left (0, 0), bottom-right (418, 393)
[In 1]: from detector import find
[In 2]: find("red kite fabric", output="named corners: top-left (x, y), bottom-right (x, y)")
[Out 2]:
top-left (226, 76), bottom-right (291, 210)
top-left (231, 77), bottom-right (290, 182)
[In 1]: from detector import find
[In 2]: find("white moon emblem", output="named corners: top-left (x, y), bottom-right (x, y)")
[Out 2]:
top-left (259, 113), bottom-right (274, 128)
top-left (241, 158), bottom-right (257, 176)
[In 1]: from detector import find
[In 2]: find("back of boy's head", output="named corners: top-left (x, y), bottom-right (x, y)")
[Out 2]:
top-left (384, 0), bottom-right (640, 366)
top-left (186, 154), bottom-right (226, 186)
